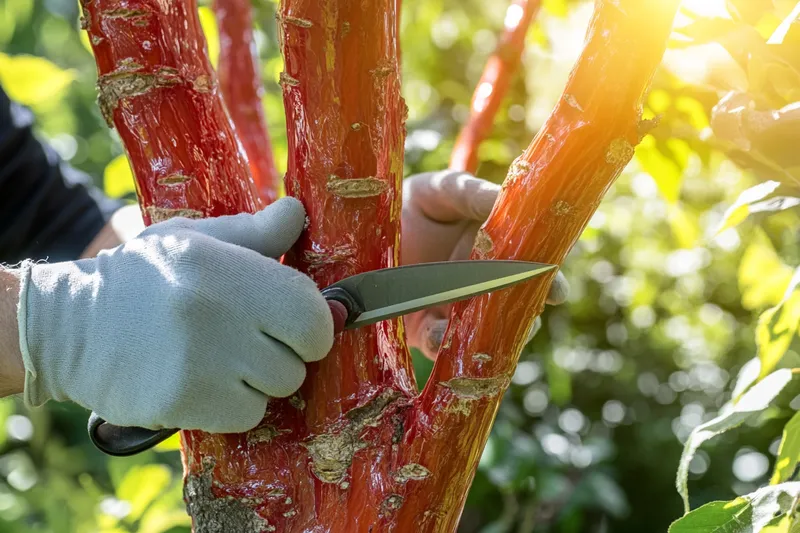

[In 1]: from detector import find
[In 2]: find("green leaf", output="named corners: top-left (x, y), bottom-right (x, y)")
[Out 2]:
top-left (772, 411), bottom-right (800, 484)
top-left (669, 483), bottom-right (800, 533)
top-left (198, 6), bottom-right (219, 69)
top-left (718, 181), bottom-right (781, 234)
top-left (0, 53), bottom-right (75, 109)
top-left (676, 369), bottom-right (795, 513)
top-left (667, 203), bottom-right (700, 249)
top-left (103, 155), bottom-right (136, 199)
top-left (761, 514), bottom-right (792, 533)
top-left (669, 498), bottom-right (751, 533)
top-left (738, 229), bottom-right (794, 311)
top-left (757, 269), bottom-right (800, 378)
top-left (636, 136), bottom-right (689, 204)
top-left (115, 465), bottom-right (172, 523)
top-left (153, 432), bottom-right (182, 453)
top-left (731, 358), bottom-right (761, 402)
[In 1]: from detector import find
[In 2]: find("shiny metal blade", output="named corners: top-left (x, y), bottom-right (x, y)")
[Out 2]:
top-left (324, 260), bottom-right (558, 329)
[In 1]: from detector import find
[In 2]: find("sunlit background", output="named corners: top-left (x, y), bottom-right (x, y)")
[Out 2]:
top-left (1, 0), bottom-right (799, 531)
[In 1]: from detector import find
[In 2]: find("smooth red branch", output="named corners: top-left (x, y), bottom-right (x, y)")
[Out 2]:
top-left (396, 2), bottom-right (682, 530)
top-left (213, 0), bottom-right (281, 204)
top-left (80, 0), bottom-right (261, 224)
top-left (449, 0), bottom-right (541, 174)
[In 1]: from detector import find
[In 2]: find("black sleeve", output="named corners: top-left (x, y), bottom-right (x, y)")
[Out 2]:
top-left (0, 85), bottom-right (124, 264)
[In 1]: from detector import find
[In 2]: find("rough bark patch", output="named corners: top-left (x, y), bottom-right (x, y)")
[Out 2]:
top-left (393, 463), bottom-right (431, 483)
top-left (326, 175), bottom-right (389, 198)
top-left (506, 156), bottom-right (533, 186)
top-left (97, 67), bottom-right (182, 126)
top-left (289, 395), bottom-right (305, 410)
top-left (551, 200), bottom-right (572, 216)
top-left (605, 138), bottom-right (635, 167)
top-left (638, 116), bottom-right (661, 140)
top-left (439, 375), bottom-right (511, 400)
top-left (303, 389), bottom-right (402, 484)
top-left (472, 353), bottom-right (492, 362)
top-left (101, 8), bottom-right (149, 19)
top-left (247, 425), bottom-right (290, 445)
top-left (473, 229), bottom-right (494, 258)
top-left (157, 173), bottom-right (192, 186)
top-left (284, 16), bottom-right (313, 28)
top-left (279, 73), bottom-right (300, 87)
top-left (304, 244), bottom-right (356, 270)
top-left (382, 494), bottom-right (404, 513)
top-left (564, 94), bottom-right (584, 112)
top-left (145, 207), bottom-right (204, 223)
top-left (440, 375), bottom-right (510, 416)
top-left (185, 458), bottom-right (274, 533)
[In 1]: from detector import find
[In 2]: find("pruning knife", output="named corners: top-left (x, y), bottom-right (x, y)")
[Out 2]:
top-left (88, 259), bottom-right (557, 457)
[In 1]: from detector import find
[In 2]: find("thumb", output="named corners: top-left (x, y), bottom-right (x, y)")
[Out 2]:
top-left (188, 197), bottom-right (306, 258)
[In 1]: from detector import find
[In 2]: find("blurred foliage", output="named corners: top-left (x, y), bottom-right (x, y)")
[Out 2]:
top-left (1, 0), bottom-right (800, 531)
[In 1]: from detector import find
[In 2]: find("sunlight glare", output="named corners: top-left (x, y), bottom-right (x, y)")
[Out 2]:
top-left (680, 0), bottom-right (729, 18)
top-left (675, 0), bottom-right (731, 27)
top-left (504, 3), bottom-right (524, 30)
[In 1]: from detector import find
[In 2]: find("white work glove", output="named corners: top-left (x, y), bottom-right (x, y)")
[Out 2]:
top-left (402, 170), bottom-right (569, 360)
top-left (17, 197), bottom-right (333, 434)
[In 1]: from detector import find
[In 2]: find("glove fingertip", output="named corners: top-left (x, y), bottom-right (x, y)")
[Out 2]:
top-left (472, 181), bottom-right (502, 221)
top-left (546, 271), bottom-right (570, 306)
top-left (257, 196), bottom-right (308, 258)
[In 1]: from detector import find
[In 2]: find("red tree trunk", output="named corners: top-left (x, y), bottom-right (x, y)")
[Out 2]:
top-left (80, 0), bottom-right (261, 223)
top-left (82, 0), bottom-right (680, 531)
top-left (450, 0), bottom-right (541, 174)
top-left (214, 0), bottom-right (281, 204)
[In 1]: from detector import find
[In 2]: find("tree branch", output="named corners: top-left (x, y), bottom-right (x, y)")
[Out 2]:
top-left (395, 3), bottom-right (681, 530)
top-left (449, 0), bottom-right (541, 174)
top-left (213, 0), bottom-right (281, 204)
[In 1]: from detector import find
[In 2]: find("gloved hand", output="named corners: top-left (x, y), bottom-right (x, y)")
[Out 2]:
top-left (17, 197), bottom-right (333, 434)
top-left (402, 170), bottom-right (569, 360)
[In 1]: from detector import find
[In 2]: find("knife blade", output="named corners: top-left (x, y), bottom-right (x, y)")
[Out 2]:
top-left (88, 259), bottom-right (557, 456)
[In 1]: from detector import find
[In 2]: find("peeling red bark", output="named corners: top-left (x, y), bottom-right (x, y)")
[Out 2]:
top-left (84, 0), bottom-right (679, 531)
top-left (80, 0), bottom-right (262, 224)
top-left (450, 0), bottom-right (541, 174)
top-left (214, 0), bottom-right (281, 204)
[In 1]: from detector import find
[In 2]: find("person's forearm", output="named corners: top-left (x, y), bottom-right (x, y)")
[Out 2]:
top-left (0, 267), bottom-right (24, 396)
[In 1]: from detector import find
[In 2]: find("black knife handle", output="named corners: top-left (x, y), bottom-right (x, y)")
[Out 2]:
top-left (88, 290), bottom-right (361, 457)
top-left (88, 412), bottom-right (177, 457)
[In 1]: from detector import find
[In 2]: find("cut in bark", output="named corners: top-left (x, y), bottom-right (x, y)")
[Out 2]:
top-left (214, 0), bottom-right (281, 204)
top-left (83, 0), bottom-right (680, 531)
top-left (450, 0), bottom-right (542, 174)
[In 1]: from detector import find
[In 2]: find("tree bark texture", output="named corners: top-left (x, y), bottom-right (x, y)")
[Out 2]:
top-left (213, 0), bottom-right (281, 204)
top-left (450, 0), bottom-right (541, 174)
top-left (80, 0), bottom-right (262, 225)
top-left (82, 0), bottom-right (680, 531)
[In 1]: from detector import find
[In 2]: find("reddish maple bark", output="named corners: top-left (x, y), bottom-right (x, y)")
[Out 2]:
top-left (188, 0), bottom-right (415, 530)
top-left (450, 0), bottom-right (541, 174)
top-left (214, 0), bottom-right (281, 204)
top-left (399, 2), bottom-right (681, 529)
top-left (80, 0), bottom-right (261, 223)
top-left (83, 0), bottom-right (679, 531)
